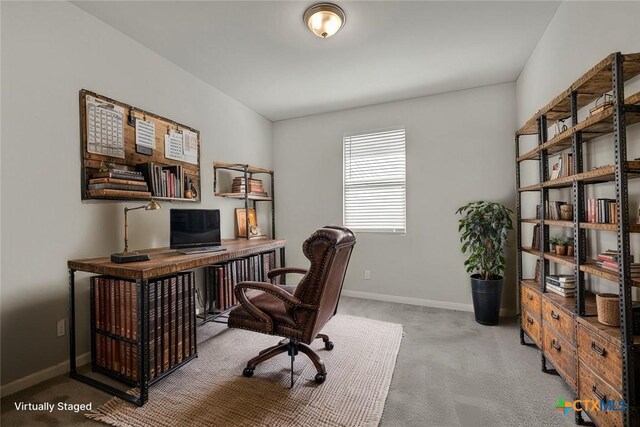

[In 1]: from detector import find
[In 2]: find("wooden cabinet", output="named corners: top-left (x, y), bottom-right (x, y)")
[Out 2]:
top-left (521, 308), bottom-right (542, 348)
top-left (578, 362), bottom-right (624, 427)
top-left (542, 297), bottom-right (575, 345)
top-left (577, 323), bottom-right (623, 392)
top-left (543, 326), bottom-right (576, 391)
top-left (521, 281), bottom-right (541, 314)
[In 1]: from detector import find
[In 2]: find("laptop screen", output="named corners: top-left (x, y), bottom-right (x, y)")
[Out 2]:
top-left (170, 209), bottom-right (221, 249)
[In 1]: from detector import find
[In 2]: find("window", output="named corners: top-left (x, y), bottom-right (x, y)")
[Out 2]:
top-left (343, 127), bottom-right (406, 233)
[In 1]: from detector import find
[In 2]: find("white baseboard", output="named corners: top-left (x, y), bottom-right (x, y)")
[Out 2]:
top-left (341, 290), bottom-right (516, 317)
top-left (0, 352), bottom-right (90, 398)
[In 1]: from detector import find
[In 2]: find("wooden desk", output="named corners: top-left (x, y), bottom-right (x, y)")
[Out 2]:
top-left (68, 239), bottom-right (286, 406)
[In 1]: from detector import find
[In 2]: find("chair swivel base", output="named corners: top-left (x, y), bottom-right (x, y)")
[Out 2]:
top-left (242, 334), bottom-right (334, 387)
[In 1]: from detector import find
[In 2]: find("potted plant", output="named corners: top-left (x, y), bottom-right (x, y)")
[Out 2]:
top-left (554, 237), bottom-right (570, 256)
top-left (457, 201), bottom-right (513, 325)
top-left (549, 237), bottom-right (559, 253)
top-left (565, 237), bottom-right (574, 257)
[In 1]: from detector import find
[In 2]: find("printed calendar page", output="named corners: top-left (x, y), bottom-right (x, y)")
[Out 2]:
top-left (86, 95), bottom-right (125, 158)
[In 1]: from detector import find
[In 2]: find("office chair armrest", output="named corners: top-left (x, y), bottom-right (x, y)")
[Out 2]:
top-left (236, 281), bottom-right (318, 312)
top-left (267, 267), bottom-right (308, 280)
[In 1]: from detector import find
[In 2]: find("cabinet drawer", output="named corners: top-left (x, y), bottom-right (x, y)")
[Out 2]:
top-left (542, 298), bottom-right (575, 344)
top-left (577, 324), bottom-right (622, 392)
top-left (522, 308), bottom-right (542, 348)
top-left (543, 327), bottom-right (576, 391)
top-left (578, 362), bottom-right (623, 427)
top-left (521, 284), bottom-right (541, 314)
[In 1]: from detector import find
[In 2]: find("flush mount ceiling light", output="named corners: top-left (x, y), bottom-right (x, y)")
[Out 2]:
top-left (304, 3), bottom-right (346, 39)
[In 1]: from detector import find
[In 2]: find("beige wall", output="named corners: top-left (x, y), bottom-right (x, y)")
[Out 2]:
top-left (273, 83), bottom-right (517, 312)
top-left (0, 1), bottom-right (272, 387)
top-left (516, 1), bottom-right (640, 298)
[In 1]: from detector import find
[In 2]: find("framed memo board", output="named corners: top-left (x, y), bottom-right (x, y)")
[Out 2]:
top-left (79, 89), bottom-right (201, 202)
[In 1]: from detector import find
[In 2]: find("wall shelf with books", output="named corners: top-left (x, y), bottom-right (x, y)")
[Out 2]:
top-left (79, 90), bottom-right (201, 203)
top-left (515, 52), bottom-right (640, 427)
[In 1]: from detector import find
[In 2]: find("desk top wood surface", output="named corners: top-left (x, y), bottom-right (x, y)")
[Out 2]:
top-left (68, 239), bottom-right (286, 280)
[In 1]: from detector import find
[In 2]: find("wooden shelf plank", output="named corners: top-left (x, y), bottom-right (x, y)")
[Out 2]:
top-left (517, 148), bottom-right (541, 162)
top-left (213, 161), bottom-right (272, 174)
top-left (544, 252), bottom-right (575, 268)
top-left (520, 218), bottom-right (541, 224)
top-left (517, 183), bottom-right (542, 192)
top-left (542, 161), bottom-right (640, 189)
top-left (538, 91), bottom-right (640, 157)
top-left (517, 53), bottom-right (640, 136)
top-left (521, 247), bottom-right (541, 256)
top-left (545, 219), bottom-right (573, 228)
top-left (214, 192), bottom-right (273, 201)
top-left (580, 222), bottom-right (640, 233)
top-left (580, 260), bottom-right (640, 288)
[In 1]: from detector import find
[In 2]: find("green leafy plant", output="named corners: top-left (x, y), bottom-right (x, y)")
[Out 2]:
top-left (555, 237), bottom-right (572, 246)
top-left (549, 237), bottom-right (561, 246)
top-left (457, 201), bottom-right (513, 280)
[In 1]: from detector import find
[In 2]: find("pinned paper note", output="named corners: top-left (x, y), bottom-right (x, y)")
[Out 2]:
top-left (183, 129), bottom-right (198, 165)
top-left (135, 119), bottom-right (156, 149)
top-left (165, 130), bottom-right (185, 161)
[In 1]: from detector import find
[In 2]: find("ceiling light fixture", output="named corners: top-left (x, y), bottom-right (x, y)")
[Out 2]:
top-left (303, 3), bottom-right (346, 39)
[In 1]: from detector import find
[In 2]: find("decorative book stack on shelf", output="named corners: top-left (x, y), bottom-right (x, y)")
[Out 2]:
top-left (90, 272), bottom-right (196, 384)
top-left (516, 52), bottom-right (640, 427)
top-left (80, 90), bottom-right (201, 202)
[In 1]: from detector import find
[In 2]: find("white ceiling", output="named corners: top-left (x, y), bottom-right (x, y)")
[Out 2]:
top-left (72, 1), bottom-right (560, 121)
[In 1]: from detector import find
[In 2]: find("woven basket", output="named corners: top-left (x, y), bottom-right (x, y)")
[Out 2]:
top-left (596, 293), bottom-right (620, 326)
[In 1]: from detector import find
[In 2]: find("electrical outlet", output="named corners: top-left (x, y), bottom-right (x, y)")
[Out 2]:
top-left (57, 319), bottom-right (65, 337)
top-left (364, 270), bottom-right (371, 280)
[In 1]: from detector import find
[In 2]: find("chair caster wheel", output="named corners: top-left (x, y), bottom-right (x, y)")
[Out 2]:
top-left (325, 341), bottom-right (334, 351)
top-left (243, 367), bottom-right (254, 377)
top-left (315, 373), bottom-right (326, 384)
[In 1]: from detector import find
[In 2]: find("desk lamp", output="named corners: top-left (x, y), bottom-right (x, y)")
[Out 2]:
top-left (111, 200), bottom-right (161, 263)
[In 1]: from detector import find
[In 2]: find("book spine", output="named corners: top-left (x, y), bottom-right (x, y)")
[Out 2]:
top-left (125, 281), bottom-right (131, 339)
top-left (105, 279), bottom-right (111, 334)
top-left (156, 279), bottom-right (163, 375)
top-left (189, 272), bottom-right (195, 355)
top-left (170, 276), bottom-right (177, 365)
top-left (131, 281), bottom-right (138, 341)
top-left (149, 279), bottom-right (156, 381)
top-left (125, 342), bottom-right (131, 378)
top-left (119, 280), bottom-right (126, 336)
top-left (106, 335), bottom-right (112, 371)
top-left (163, 279), bottom-right (170, 371)
top-left (131, 343), bottom-right (138, 381)
top-left (183, 274), bottom-right (190, 359)
top-left (114, 280), bottom-right (120, 337)
top-left (110, 278), bottom-right (116, 334)
top-left (113, 337), bottom-right (120, 373)
top-left (177, 275), bottom-right (183, 364)
top-left (120, 340), bottom-right (126, 375)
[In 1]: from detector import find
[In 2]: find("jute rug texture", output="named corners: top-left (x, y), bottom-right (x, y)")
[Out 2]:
top-left (87, 314), bottom-right (403, 427)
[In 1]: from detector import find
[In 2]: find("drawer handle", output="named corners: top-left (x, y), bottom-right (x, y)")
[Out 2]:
top-left (591, 342), bottom-right (607, 357)
top-left (592, 385), bottom-right (607, 404)
top-left (527, 294), bottom-right (534, 301)
top-left (552, 339), bottom-right (561, 351)
top-left (527, 316), bottom-right (534, 325)
top-left (551, 310), bottom-right (559, 320)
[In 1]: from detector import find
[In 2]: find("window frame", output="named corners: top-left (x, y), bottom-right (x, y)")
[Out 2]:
top-left (342, 125), bottom-right (407, 234)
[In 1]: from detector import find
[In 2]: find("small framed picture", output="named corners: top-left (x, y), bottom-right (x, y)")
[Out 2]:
top-left (235, 208), bottom-right (257, 237)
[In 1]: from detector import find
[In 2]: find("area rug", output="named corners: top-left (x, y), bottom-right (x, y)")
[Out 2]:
top-left (87, 314), bottom-right (403, 427)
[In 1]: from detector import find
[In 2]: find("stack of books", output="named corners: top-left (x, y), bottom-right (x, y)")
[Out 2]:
top-left (536, 201), bottom-right (568, 220)
top-left (136, 162), bottom-right (185, 198)
top-left (205, 251), bottom-right (276, 311)
top-left (596, 250), bottom-right (640, 277)
top-left (586, 199), bottom-right (618, 224)
top-left (87, 168), bottom-right (151, 198)
top-left (90, 272), bottom-right (196, 382)
top-left (546, 274), bottom-right (576, 297)
top-left (232, 177), bottom-right (268, 196)
top-left (549, 154), bottom-right (573, 180)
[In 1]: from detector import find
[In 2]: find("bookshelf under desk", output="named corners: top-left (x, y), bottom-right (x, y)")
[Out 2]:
top-left (67, 238), bottom-right (286, 406)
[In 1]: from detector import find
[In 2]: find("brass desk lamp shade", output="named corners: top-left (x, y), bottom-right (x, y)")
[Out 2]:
top-left (111, 200), bottom-right (161, 263)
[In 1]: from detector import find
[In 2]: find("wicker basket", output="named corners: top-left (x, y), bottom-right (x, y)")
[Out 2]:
top-left (596, 293), bottom-right (620, 326)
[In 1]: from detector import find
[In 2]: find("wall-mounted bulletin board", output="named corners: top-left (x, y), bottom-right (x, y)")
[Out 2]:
top-left (79, 89), bottom-right (201, 202)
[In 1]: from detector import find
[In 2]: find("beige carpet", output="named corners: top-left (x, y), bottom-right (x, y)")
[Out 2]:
top-left (87, 314), bottom-right (403, 427)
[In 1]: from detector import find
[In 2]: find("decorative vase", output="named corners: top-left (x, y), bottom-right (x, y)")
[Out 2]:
top-left (555, 245), bottom-right (567, 256)
top-left (560, 204), bottom-right (573, 221)
top-left (567, 246), bottom-right (574, 257)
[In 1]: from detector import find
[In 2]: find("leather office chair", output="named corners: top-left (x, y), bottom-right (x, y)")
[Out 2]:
top-left (228, 226), bottom-right (355, 386)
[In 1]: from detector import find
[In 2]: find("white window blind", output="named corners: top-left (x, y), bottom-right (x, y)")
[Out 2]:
top-left (343, 127), bottom-right (406, 233)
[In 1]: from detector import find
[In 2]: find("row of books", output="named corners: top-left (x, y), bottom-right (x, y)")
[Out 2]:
top-left (136, 162), bottom-right (187, 199)
top-left (586, 198), bottom-right (618, 224)
top-left (231, 177), bottom-right (268, 196)
top-left (596, 250), bottom-right (640, 277)
top-left (549, 154), bottom-right (573, 180)
top-left (87, 168), bottom-right (151, 198)
top-left (91, 272), bottom-right (196, 382)
top-left (536, 201), bottom-right (568, 220)
top-left (546, 274), bottom-right (576, 298)
top-left (205, 251), bottom-right (276, 311)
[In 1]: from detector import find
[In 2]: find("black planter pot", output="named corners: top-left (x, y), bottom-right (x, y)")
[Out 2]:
top-left (470, 274), bottom-right (504, 326)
